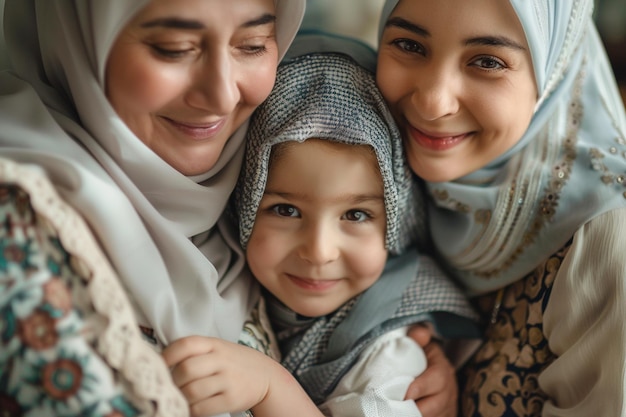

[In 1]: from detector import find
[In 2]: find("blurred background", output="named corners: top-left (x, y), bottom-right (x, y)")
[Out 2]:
top-left (0, 0), bottom-right (624, 102)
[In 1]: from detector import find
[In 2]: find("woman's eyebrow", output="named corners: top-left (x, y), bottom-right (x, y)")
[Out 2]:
top-left (464, 35), bottom-right (526, 51)
top-left (141, 13), bottom-right (276, 30)
top-left (384, 17), bottom-right (429, 38)
top-left (242, 13), bottom-right (276, 28)
top-left (141, 18), bottom-right (205, 30)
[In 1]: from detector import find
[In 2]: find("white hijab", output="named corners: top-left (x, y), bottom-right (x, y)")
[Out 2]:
top-left (379, 0), bottom-right (626, 295)
top-left (0, 0), bottom-right (305, 344)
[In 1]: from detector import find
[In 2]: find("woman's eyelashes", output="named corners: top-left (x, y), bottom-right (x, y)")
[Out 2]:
top-left (391, 38), bottom-right (427, 56)
top-left (239, 41), bottom-right (271, 56)
top-left (150, 43), bottom-right (195, 59)
top-left (470, 55), bottom-right (508, 72)
top-left (148, 38), bottom-right (270, 61)
top-left (388, 36), bottom-right (510, 74)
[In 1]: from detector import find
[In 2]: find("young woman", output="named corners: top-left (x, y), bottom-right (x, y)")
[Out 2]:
top-left (377, 0), bottom-right (626, 415)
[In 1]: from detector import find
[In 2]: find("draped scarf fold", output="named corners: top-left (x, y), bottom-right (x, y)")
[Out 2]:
top-left (0, 0), bottom-right (306, 343)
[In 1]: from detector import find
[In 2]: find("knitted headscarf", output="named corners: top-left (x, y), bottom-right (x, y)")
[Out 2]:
top-left (236, 36), bottom-right (425, 255)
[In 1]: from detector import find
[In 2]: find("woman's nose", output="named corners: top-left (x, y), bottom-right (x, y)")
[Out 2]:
top-left (411, 67), bottom-right (460, 121)
top-left (185, 52), bottom-right (240, 115)
top-left (298, 222), bottom-right (340, 265)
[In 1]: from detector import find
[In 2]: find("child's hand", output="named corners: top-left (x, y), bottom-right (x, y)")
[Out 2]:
top-left (162, 335), bottom-right (274, 416)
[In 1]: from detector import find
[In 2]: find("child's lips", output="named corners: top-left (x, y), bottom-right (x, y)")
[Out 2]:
top-left (287, 274), bottom-right (340, 291)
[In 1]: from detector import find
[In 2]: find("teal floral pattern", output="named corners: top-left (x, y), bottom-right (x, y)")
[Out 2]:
top-left (0, 157), bottom-right (188, 417)
top-left (0, 185), bottom-right (142, 416)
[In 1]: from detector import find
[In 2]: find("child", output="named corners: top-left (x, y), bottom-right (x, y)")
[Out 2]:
top-left (376, 0), bottom-right (626, 415)
top-left (233, 36), bottom-right (480, 416)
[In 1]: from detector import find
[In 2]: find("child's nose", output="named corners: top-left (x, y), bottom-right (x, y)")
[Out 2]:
top-left (298, 222), bottom-right (341, 265)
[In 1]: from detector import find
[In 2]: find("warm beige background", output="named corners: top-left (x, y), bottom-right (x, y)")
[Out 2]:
top-left (0, 0), bottom-right (6, 70)
top-left (302, 0), bottom-right (386, 47)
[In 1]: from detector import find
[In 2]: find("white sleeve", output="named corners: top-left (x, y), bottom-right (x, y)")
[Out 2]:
top-left (541, 208), bottom-right (626, 417)
top-left (319, 327), bottom-right (426, 417)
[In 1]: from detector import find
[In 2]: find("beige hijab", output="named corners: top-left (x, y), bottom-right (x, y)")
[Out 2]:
top-left (0, 0), bottom-right (305, 344)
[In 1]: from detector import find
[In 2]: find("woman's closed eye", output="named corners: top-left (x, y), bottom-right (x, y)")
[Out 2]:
top-left (238, 40), bottom-right (270, 57)
top-left (150, 43), bottom-right (196, 59)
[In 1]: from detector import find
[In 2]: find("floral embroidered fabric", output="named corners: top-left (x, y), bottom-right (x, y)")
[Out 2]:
top-left (0, 159), bottom-right (188, 417)
top-left (459, 241), bottom-right (572, 416)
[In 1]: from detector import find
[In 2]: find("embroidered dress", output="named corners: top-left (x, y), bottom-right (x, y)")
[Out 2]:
top-left (0, 159), bottom-right (187, 417)
top-left (375, 1), bottom-right (626, 415)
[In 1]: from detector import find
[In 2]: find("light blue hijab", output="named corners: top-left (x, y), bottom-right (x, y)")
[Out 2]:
top-left (379, 0), bottom-right (626, 294)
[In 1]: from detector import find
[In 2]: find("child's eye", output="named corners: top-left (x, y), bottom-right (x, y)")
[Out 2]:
top-left (343, 210), bottom-right (371, 222)
top-left (391, 38), bottom-right (426, 56)
top-left (271, 204), bottom-right (300, 218)
top-left (471, 56), bottom-right (507, 71)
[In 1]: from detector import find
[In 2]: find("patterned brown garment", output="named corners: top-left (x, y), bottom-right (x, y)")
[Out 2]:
top-left (459, 240), bottom-right (572, 417)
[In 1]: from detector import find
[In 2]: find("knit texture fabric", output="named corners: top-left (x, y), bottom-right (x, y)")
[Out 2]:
top-left (235, 52), bottom-right (426, 255)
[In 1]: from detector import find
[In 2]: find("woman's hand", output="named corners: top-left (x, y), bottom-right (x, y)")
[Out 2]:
top-left (406, 325), bottom-right (458, 417)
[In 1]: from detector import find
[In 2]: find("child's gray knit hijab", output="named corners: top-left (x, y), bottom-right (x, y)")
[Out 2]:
top-left (235, 48), bottom-right (425, 255)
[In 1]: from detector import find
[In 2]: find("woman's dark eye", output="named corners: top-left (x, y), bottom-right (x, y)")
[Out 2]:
top-left (472, 56), bottom-right (506, 70)
top-left (271, 204), bottom-right (300, 218)
top-left (392, 39), bottom-right (426, 55)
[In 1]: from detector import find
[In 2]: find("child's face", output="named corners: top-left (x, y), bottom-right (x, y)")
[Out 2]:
top-left (377, 0), bottom-right (537, 182)
top-left (246, 139), bottom-right (388, 318)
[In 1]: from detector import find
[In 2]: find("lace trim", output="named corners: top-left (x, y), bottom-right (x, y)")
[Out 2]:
top-left (0, 157), bottom-right (189, 417)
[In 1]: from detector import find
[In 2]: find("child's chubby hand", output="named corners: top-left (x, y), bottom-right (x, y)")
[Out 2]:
top-left (162, 335), bottom-right (278, 417)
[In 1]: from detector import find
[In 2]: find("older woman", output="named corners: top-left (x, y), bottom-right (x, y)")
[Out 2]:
top-left (0, 1), bottom-right (306, 416)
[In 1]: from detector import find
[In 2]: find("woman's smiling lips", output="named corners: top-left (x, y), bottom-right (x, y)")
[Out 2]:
top-left (287, 274), bottom-right (340, 291)
top-left (409, 125), bottom-right (470, 151)
top-left (162, 117), bottom-right (226, 140)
